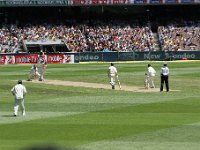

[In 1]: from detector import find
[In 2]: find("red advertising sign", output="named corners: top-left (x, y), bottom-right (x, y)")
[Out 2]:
top-left (90, 0), bottom-right (98, 4)
top-left (112, 0), bottom-right (129, 4)
top-left (63, 54), bottom-right (74, 63)
top-left (46, 54), bottom-right (74, 64)
top-left (46, 54), bottom-right (65, 64)
top-left (6, 55), bottom-right (15, 64)
top-left (0, 55), bottom-right (6, 64)
top-left (98, 0), bottom-right (109, 4)
top-left (0, 54), bottom-right (74, 65)
top-left (72, 0), bottom-right (87, 5)
top-left (14, 54), bottom-right (39, 64)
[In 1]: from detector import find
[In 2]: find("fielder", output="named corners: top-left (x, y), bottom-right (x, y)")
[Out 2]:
top-left (146, 64), bottom-right (156, 88)
top-left (108, 63), bottom-right (118, 89)
top-left (27, 64), bottom-right (40, 81)
top-left (11, 80), bottom-right (27, 116)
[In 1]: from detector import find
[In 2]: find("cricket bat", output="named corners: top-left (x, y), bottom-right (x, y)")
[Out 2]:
top-left (116, 75), bottom-right (122, 89)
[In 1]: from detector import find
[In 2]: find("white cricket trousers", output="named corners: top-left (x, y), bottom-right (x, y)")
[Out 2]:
top-left (109, 74), bottom-right (116, 86)
top-left (14, 98), bottom-right (25, 116)
top-left (28, 71), bottom-right (40, 80)
top-left (148, 76), bottom-right (155, 88)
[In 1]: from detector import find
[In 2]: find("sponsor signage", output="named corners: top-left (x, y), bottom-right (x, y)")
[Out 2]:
top-left (0, 54), bottom-right (74, 65)
top-left (0, 0), bottom-right (199, 6)
top-left (0, 0), bottom-right (69, 6)
top-left (149, 0), bottom-right (164, 4)
top-left (1, 51), bottom-right (200, 65)
top-left (46, 54), bottom-right (64, 64)
top-left (71, 0), bottom-right (129, 5)
top-left (134, 0), bottom-right (148, 4)
top-left (45, 53), bottom-right (74, 64)
top-left (74, 52), bottom-right (102, 62)
top-left (14, 54), bottom-right (39, 64)
top-left (0, 55), bottom-right (6, 65)
top-left (6, 55), bottom-right (15, 64)
top-left (112, 0), bottom-right (129, 4)
top-left (165, 0), bottom-right (180, 3)
top-left (63, 54), bottom-right (74, 63)
top-left (181, 0), bottom-right (194, 3)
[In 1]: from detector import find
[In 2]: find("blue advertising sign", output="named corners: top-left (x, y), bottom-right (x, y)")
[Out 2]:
top-left (165, 0), bottom-right (180, 3)
top-left (170, 51), bottom-right (200, 60)
top-left (142, 51), bottom-right (164, 61)
top-left (118, 52), bottom-right (135, 61)
top-left (72, 51), bottom-right (200, 62)
top-left (102, 52), bottom-right (119, 62)
top-left (134, 0), bottom-right (148, 4)
top-left (149, 0), bottom-right (164, 4)
top-left (74, 52), bottom-right (102, 62)
top-left (181, 0), bottom-right (194, 3)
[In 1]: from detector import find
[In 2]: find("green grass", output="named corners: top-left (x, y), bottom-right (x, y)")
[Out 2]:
top-left (1, 61), bottom-right (200, 150)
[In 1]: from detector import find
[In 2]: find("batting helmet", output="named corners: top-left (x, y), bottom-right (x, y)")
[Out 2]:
top-left (18, 80), bottom-right (22, 84)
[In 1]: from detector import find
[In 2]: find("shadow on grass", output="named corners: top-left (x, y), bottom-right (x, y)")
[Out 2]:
top-left (23, 144), bottom-right (79, 150)
top-left (1, 115), bottom-right (14, 117)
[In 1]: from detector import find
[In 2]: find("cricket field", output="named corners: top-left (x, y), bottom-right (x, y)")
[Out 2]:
top-left (0, 61), bottom-right (200, 150)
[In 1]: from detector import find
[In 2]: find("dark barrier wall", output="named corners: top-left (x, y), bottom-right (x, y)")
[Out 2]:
top-left (73, 51), bottom-right (200, 62)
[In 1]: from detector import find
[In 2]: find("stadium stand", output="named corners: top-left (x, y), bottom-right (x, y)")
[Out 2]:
top-left (0, 4), bottom-right (200, 53)
top-left (158, 24), bottom-right (200, 51)
top-left (0, 23), bottom-right (157, 53)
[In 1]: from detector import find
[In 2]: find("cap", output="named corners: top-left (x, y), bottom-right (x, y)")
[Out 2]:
top-left (148, 64), bottom-right (151, 67)
top-left (18, 80), bottom-right (22, 84)
top-left (163, 63), bottom-right (167, 66)
top-left (111, 63), bottom-right (114, 66)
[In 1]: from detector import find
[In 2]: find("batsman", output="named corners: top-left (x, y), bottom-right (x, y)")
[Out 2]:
top-left (37, 51), bottom-right (47, 81)
top-left (38, 61), bottom-right (47, 81)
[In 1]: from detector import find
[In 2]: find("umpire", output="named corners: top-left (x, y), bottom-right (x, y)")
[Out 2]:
top-left (160, 63), bottom-right (169, 92)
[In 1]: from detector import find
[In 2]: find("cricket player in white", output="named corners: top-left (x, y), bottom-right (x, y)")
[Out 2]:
top-left (27, 64), bottom-right (40, 81)
top-left (144, 73), bottom-right (150, 89)
top-left (38, 61), bottom-right (47, 81)
top-left (147, 64), bottom-right (156, 88)
top-left (11, 80), bottom-right (27, 116)
top-left (108, 63), bottom-right (118, 89)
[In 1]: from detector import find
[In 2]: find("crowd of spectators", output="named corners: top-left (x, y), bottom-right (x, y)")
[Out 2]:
top-left (0, 20), bottom-right (200, 53)
top-left (0, 21), bottom-right (156, 53)
top-left (158, 20), bottom-right (200, 51)
top-left (0, 26), bottom-right (21, 53)
top-left (63, 21), bottom-right (156, 52)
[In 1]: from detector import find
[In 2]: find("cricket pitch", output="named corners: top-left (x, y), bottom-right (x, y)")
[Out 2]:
top-left (27, 79), bottom-right (174, 93)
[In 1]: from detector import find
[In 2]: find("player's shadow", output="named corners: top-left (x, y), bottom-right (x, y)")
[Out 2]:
top-left (1, 115), bottom-right (15, 117)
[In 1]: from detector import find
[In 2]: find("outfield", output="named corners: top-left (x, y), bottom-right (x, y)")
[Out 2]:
top-left (0, 61), bottom-right (200, 150)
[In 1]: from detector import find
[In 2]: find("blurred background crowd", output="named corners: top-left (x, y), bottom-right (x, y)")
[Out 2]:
top-left (0, 5), bottom-right (199, 53)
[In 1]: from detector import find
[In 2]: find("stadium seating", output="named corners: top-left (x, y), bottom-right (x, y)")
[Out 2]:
top-left (158, 22), bottom-right (200, 51)
top-left (0, 21), bottom-right (200, 53)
